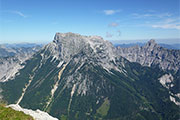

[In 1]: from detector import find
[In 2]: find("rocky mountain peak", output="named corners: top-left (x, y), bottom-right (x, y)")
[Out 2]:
top-left (116, 39), bottom-right (180, 71)
top-left (53, 32), bottom-right (81, 42)
top-left (145, 39), bottom-right (159, 50)
top-left (42, 32), bottom-right (121, 72)
top-left (46, 32), bottom-right (115, 61)
top-left (1, 33), bottom-right (180, 120)
top-left (53, 32), bottom-right (104, 43)
top-left (44, 33), bottom-right (180, 72)
top-left (148, 39), bottom-right (156, 44)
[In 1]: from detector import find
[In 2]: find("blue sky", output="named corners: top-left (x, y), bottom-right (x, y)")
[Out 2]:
top-left (0, 0), bottom-right (180, 44)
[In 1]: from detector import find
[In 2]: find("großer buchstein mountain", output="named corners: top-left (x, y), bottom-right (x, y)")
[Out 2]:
top-left (0, 32), bottom-right (179, 120)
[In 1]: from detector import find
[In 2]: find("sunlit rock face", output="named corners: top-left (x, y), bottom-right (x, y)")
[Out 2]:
top-left (116, 39), bottom-right (180, 72)
top-left (0, 33), bottom-right (180, 120)
top-left (44, 32), bottom-right (121, 71)
top-left (0, 45), bottom-right (41, 82)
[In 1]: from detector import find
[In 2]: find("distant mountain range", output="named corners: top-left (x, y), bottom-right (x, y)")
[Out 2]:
top-left (116, 39), bottom-right (180, 72)
top-left (0, 44), bottom-right (42, 82)
top-left (0, 43), bottom-right (42, 57)
top-left (114, 43), bottom-right (180, 49)
top-left (0, 33), bottom-right (179, 120)
top-left (2, 43), bottom-right (43, 48)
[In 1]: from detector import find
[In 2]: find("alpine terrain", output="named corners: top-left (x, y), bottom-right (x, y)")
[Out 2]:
top-left (0, 32), bottom-right (179, 120)
top-left (0, 44), bottom-right (42, 82)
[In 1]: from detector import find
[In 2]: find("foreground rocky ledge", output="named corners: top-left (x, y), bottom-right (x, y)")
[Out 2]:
top-left (7, 104), bottom-right (58, 120)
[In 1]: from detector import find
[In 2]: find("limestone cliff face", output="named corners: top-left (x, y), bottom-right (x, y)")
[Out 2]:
top-left (0, 45), bottom-right (41, 82)
top-left (116, 39), bottom-right (180, 105)
top-left (44, 32), bottom-right (120, 71)
top-left (1, 33), bottom-right (180, 120)
top-left (116, 39), bottom-right (180, 72)
top-left (47, 35), bottom-right (180, 72)
top-left (27, 33), bottom-right (180, 106)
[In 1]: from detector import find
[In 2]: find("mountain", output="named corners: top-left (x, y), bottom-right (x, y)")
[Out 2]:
top-left (116, 39), bottom-right (180, 106)
top-left (0, 44), bottom-right (42, 58)
top-left (0, 33), bottom-right (179, 120)
top-left (114, 43), bottom-right (180, 50)
top-left (158, 44), bottom-right (180, 50)
top-left (0, 44), bottom-right (42, 82)
top-left (3, 43), bottom-right (43, 49)
top-left (116, 39), bottom-right (180, 72)
top-left (114, 43), bottom-right (145, 48)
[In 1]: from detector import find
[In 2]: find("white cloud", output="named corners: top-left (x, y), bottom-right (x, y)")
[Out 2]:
top-left (131, 11), bottom-right (180, 30)
top-left (108, 22), bottom-right (119, 27)
top-left (164, 18), bottom-right (179, 23)
top-left (132, 12), bottom-right (172, 18)
top-left (106, 32), bottom-right (113, 38)
top-left (151, 18), bottom-right (180, 30)
top-left (152, 24), bottom-right (180, 29)
top-left (12, 11), bottom-right (27, 18)
top-left (0, 10), bottom-right (28, 18)
top-left (103, 9), bottom-right (121, 15)
top-left (158, 13), bottom-right (172, 18)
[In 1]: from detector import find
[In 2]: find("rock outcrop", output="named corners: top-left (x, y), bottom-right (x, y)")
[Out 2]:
top-left (116, 39), bottom-right (180, 72)
top-left (8, 104), bottom-right (58, 120)
top-left (0, 45), bottom-right (41, 82)
top-left (1, 33), bottom-right (180, 120)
